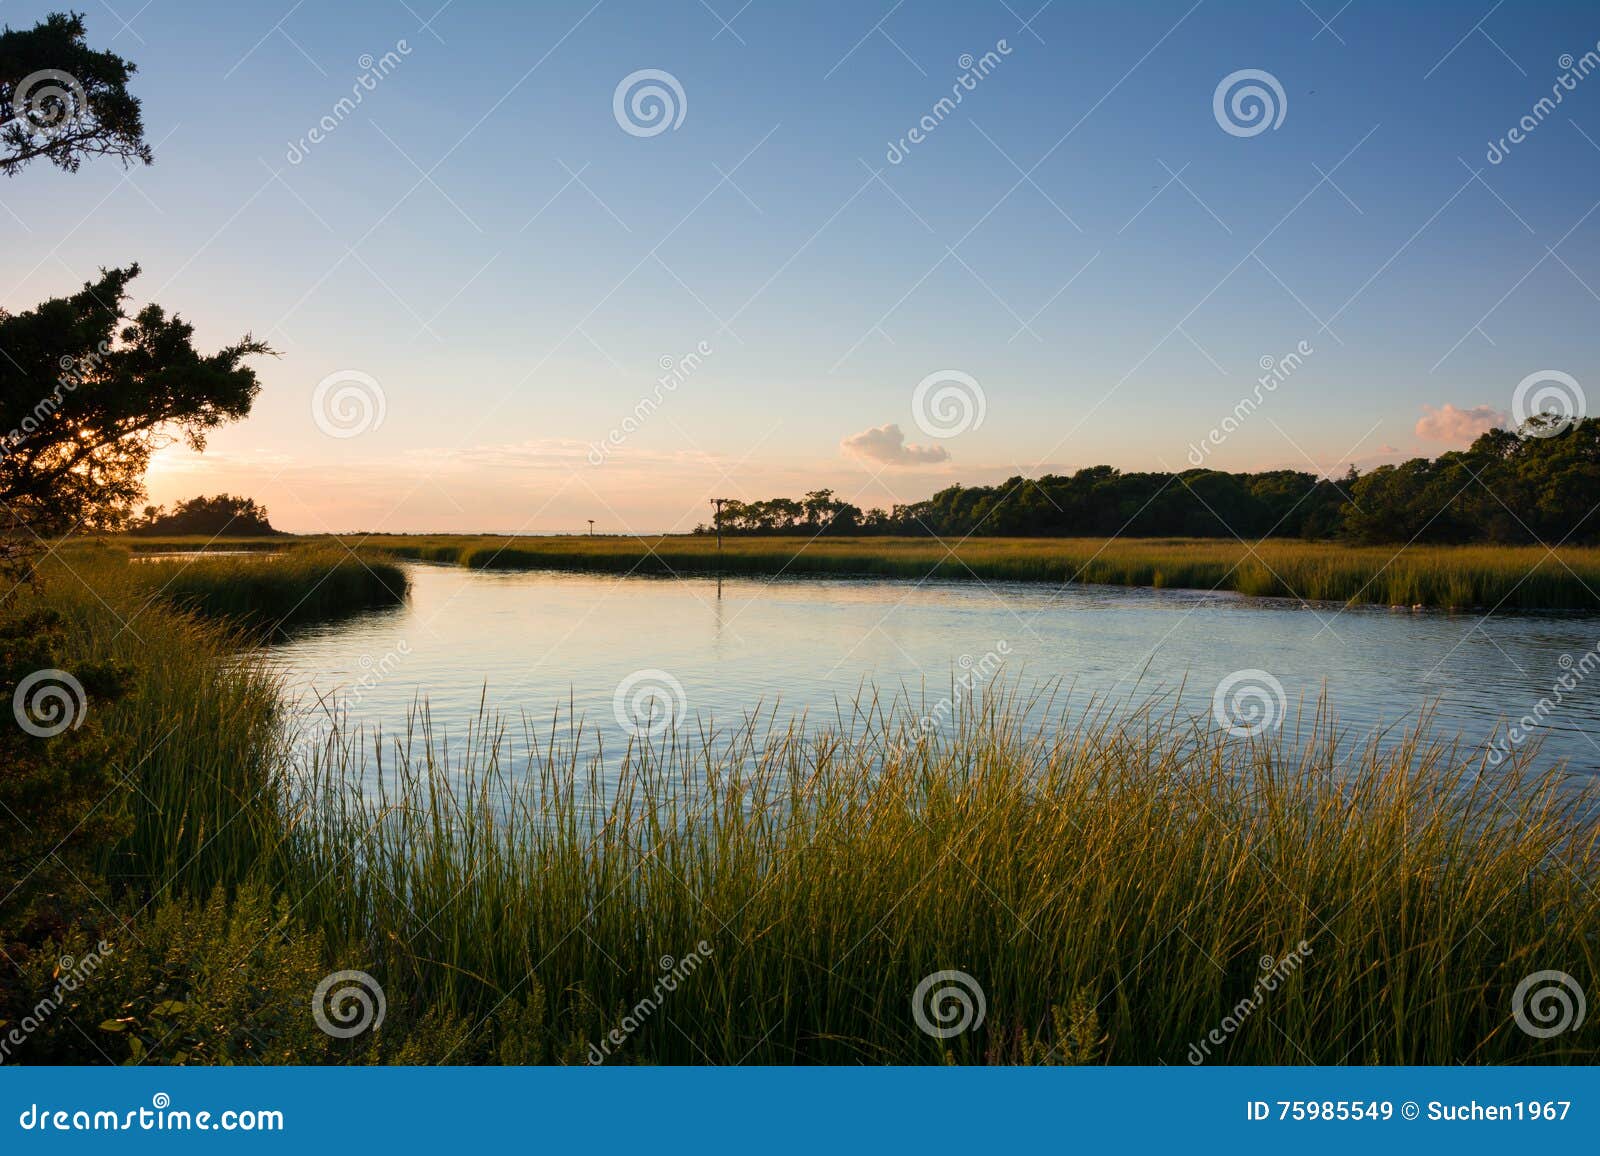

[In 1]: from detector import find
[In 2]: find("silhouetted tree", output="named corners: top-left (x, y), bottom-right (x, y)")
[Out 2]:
top-left (1, 266), bottom-right (270, 566)
top-left (130, 494), bottom-right (280, 537)
top-left (0, 11), bottom-right (152, 177)
top-left (694, 424), bottom-right (1600, 545)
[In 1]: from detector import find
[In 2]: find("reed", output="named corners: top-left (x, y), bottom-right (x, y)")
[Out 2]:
top-left (261, 692), bottom-right (1599, 1065)
top-left (18, 548), bottom-right (1599, 1064)
top-left (113, 533), bottom-right (1600, 610)
top-left (22, 550), bottom-right (293, 901)
top-left (124, 544), bottom-right (408, 634)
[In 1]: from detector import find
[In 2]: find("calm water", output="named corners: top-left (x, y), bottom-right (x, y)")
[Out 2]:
top-left (262, 561), bottom-right (1600, 775)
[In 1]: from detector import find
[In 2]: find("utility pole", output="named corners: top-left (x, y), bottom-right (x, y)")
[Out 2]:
top-left (709, 497), bottom-right (726, 599)
top-left (709, 498), bottom-right (725, 553)
top-left (587, 519), bottom-right (595, 536)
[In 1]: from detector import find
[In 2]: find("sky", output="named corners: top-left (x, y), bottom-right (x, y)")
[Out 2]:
top-left (5, 0), bottom-right (1600, 534)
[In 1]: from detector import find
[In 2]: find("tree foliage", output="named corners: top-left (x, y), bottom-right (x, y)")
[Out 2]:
top-left (129, 494), bottom-right (280, 537)
top-left (0, 266), bottom-right (270, 556)
top-left (0, 10), bottom-right (152, 177)
top-left (704, 469), bottom-right (1348, 540)
top-left (703, 419), bottom-right (1600, 546)
top-left (1343, 416), bottom-right (1600, 544)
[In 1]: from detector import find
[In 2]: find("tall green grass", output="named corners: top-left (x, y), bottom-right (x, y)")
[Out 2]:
top-left (19, 548), bottom-right (1600, 1063)
top-left (22, 545), bottom-right (404, 896)
top-left (26, 551), bottom-right (293, 901)
top-left (115, 533), bottom-right (1600, 610)
top-left (111, 543), bottom-right (409, 634)
top-left (257, 693), bottom-right (1597, 1064)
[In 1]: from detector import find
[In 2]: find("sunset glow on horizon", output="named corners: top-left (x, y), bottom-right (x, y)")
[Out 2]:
top-left (8, 0), bottom-right (1598, 533)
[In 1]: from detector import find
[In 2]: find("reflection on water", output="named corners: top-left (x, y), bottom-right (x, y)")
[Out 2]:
top-left (260, 561), bottom-right (1600, 776)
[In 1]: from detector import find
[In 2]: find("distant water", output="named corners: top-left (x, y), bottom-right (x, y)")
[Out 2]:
top-left (259, 561), bottom-right (1600, 777)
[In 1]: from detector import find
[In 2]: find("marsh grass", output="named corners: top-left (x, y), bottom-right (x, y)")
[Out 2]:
top-left (127, 547), bottom-right (408, 633)
top-left (262, 692), bottom-right (1599, 1064)
top-left (26, 550), bottom-right (292, 901)
top-left (21, 545), bottom-right (403, 896)
top-left (115, 533), bottom-right (1600, 610)
top-left (21, 548), bottom-right (1600, 1064)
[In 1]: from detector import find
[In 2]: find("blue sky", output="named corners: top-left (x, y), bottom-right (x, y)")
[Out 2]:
top-left (5, 0), bottom-right (1600, 532)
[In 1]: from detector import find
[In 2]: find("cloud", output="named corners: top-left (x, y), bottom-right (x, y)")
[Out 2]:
top-left (840, 423), bottom-right (950, 466)
top-left (1415, 403), bottom-right (1506, 445)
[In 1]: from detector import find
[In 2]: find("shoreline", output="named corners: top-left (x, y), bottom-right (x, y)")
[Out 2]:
top-left (104, 533), bottom-right (1600, 612)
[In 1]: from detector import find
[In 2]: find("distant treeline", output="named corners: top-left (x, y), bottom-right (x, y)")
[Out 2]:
top-left (699, 417), bottom-right (1600, 544)
top-left (126, 494), bottom-right (281, 537)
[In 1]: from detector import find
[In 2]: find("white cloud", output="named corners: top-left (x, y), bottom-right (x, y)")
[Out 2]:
top-left (1415, 403), bottom-right (1506, 445)
top-left (839, 423), bottom-right (950, 466)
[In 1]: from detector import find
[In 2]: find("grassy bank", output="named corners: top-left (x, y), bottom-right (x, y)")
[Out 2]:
top-left (277, 697), bottom-right (1600, 1064)
top-left (117, 533), bottom-right (1600, 610)
top-left (73, 541), bottom-right (409, 635)
top-left (7, 550), bottom-right (1598, 1064)
top-left (131, 547), bottom-right (408, 634)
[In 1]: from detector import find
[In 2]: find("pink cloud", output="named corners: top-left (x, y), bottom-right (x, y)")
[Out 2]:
top-left (1414, 403), bottom-right (1506, 445)
top-left (840, 423), bottom-right (950, 466)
